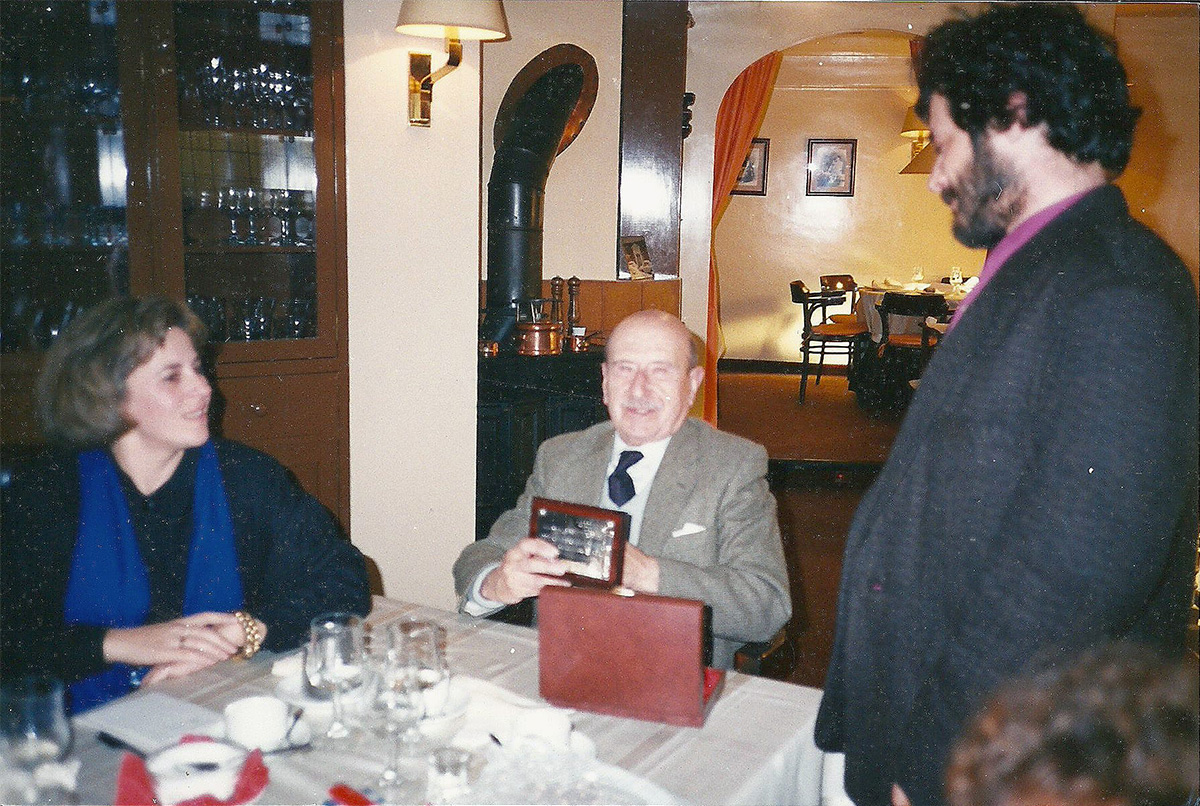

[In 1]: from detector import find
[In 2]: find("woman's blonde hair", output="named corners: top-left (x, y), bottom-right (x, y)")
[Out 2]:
top-left (36, 296), bottom-right (206, 447)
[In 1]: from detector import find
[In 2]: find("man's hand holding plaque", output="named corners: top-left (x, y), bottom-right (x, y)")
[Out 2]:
top-left (479, 537), bottom-right (572, 605)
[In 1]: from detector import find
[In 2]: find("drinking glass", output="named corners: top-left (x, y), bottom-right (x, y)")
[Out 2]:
top-left (388, 621), bottom-right (448, 718)
top-left (368, 649), bottom-right (425, 799)
top-left (218, 187), bottom-right (244, 245)
top-left (1, 675), bottom-right (73, 802)
top-left (267, 189), bottom-right (292, 246)
top-left (242, 187), bottom-right (263, 246)
top-left (290, 190), bottom-right (315, 246)
top-left (305, 613), bottom-right (366, 741)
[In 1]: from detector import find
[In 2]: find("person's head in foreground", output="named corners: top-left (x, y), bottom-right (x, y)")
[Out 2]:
top-left (946, 643), bottom-right (1200, 806)
top-left (602, 310), bottom-right (704, 447)
top-left (915, 2), bottom-right (1139, 249)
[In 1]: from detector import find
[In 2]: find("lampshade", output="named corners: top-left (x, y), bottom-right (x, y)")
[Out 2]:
top-left (900, 106), bottom-right (928, 140)
top-left (395, 0), bottom-right (509, 41)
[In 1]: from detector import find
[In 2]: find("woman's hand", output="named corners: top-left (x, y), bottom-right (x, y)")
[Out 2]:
top-left (102, 612), bottom-right (244, 672)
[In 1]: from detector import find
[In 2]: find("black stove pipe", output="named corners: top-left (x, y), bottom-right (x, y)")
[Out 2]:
top-left (482, 63), bottom-right (585, 348)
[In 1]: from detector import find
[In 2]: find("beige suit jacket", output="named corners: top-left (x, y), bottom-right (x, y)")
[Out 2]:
top-left (453, 418), bottom-right (791, 668)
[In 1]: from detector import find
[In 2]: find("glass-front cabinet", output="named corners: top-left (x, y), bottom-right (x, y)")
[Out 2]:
top-left (1, 0), bottom-right (130, 354)
top-left (1, 1), bottom-right (348, 527)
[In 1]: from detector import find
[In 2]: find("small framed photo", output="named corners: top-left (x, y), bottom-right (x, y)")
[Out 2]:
top-left (731, 138), bottom-right (769, 196)
top-left (529, 497), bottom-right (629, 588)
top-left (619, 235), bottom-right (653, 280)
top-left (806, 139), bottom-right (856, 196)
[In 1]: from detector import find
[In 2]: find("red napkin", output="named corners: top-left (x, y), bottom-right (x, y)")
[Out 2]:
top-left (114, 735), bottom-right (269, 806)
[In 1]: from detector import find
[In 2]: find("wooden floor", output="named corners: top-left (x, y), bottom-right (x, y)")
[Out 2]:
top-left (717, 373), bottom-right (902, 687)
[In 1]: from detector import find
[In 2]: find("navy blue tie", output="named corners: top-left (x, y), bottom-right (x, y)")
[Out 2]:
top-left (607, 450), bottom-right (643, 507)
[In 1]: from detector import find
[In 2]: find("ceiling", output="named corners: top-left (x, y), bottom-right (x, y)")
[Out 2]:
top-left (777, 29), bottom-right (917, 90)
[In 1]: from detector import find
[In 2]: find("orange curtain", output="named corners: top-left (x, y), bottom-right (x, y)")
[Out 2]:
top-left (704, 51), bottom-right (783, 425)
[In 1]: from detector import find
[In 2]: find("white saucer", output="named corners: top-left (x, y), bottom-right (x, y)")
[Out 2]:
top-left (146, 740), bottom-right (247, 805)
top-left (274, 675), bottom-right (369, 716)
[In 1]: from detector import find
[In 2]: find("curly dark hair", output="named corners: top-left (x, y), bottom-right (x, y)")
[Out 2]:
top-left (946, 642), bottom-right (1200, 806)
top-left (915, 3), bottom-right (1140, 173)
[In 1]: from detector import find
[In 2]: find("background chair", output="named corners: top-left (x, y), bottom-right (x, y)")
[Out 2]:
top-left (876, 292), bottom-right (949, 405)
top-left (819, 274), bottom-right (860, 325)
top-left (791, 280), bottom-right (868, 403)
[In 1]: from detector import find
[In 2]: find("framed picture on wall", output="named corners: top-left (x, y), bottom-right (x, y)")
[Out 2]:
top-left (619, 235), bottom-right (653, 280)
top-left (731, 138), bottom-right (769, 196)
top-left (806, 139), bottom-right (856, 196)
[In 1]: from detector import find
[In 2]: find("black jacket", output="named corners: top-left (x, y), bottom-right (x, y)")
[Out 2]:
top-left (815, 185), bottom-right (1200, 805)
top-left (1, 439), bottom-right (371, 684)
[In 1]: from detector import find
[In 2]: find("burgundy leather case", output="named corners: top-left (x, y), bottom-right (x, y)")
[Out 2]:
top-left (538, 586), bottom-right (724, 727)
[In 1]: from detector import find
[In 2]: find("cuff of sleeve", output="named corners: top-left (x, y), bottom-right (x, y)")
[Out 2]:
top-left (461, 563), bottom-right (505, 617)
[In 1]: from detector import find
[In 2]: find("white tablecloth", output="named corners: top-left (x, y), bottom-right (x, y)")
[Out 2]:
top-left (858, 283), bottom-right (967, 342)
top-left (72, 596), bottom-right (852, 806)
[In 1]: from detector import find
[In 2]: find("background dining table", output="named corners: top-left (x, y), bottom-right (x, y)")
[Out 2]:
top-left (70, 596), bottom-right (853, 806)
top-left (856, 282), bottom-right (968, 342)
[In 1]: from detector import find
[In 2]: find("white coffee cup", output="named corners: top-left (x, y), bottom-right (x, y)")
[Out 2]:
top-left (223, 695), bottom-right (290, 751)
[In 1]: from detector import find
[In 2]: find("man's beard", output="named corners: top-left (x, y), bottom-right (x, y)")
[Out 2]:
top-left (944, 135), bottom-right (1023, 249)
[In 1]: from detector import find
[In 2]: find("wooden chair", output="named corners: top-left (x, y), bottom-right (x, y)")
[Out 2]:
top-left (819, 274), bottom-right (860, 324)
top-left (878, 291), bottom-right (949, 379)
top-left (734, 629), bottom-right (796, 680)
top-left (791, 281), bottom-right (868, 403)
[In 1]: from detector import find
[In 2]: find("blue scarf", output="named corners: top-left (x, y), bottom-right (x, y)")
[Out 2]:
top-left (63, 441), bottom-right (242, 713)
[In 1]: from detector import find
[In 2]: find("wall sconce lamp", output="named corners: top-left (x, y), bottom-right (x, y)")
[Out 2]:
top-left (900, 106), bottom-right (930, 159)
top-left (395, 0), bottom-right (510, 127)
top-left (899, 105), bottom-right (933, 174)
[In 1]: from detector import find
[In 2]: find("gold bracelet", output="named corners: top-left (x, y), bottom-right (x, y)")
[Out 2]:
top-left (234, 611), bottom-right (263, 658)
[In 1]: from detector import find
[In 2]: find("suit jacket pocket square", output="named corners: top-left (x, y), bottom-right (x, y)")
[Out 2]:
top-left (672, 523), bottom-right (706, 538)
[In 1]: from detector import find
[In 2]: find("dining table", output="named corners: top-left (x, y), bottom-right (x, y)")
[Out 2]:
top-left (856, 281), bottom-right (970, 343)
top-left (69, 596), bottom-right (853, 806)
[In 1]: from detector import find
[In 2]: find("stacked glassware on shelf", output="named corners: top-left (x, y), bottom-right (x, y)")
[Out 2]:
top-left (181, 56), bottom-right (313, 132)
top-left (3, 201), bottom-right (128, 250)
top-left (184, 187), bottom-right (314, 248)
top-left (186, 295), bottom-right (316, 343)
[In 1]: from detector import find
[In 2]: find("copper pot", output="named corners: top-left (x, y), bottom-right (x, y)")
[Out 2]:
top-left (516, 322), bottom-right (562, 356)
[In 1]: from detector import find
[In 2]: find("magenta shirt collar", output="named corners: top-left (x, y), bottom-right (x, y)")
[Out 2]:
top-left (948, 188), bottom-right (1094, 330)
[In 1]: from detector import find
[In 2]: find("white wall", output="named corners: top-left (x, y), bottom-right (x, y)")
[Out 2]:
top-left (343, 2), bottom-right (622, 608)
top-left (344, 3), bottom-right (482, 608)
top-left (481, 0), bottom-right (623, 283)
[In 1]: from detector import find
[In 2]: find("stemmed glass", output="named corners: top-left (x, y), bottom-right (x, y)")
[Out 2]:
top-left (305, 613), bottom-right (366, 741)
top-left (1, 675), bottom-right (73, 803)
top-left (242, 187), bottom-right (262, 245)
top-left (218, 187), bottom-right (243, 245)
top-left (949, 265), bottom-right (964, 290)
top-left (390, 621), bottom-right (449, 718)
top-left (367, 646), bottom-right (425, 800)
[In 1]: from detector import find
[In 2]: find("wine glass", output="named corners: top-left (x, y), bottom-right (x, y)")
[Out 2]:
top-left (949, 265), bottom-right (963, 290)
top-left (218, 187), bottom-right (244, 245)
top-left (367, 648), bottom-right (425, 799)
top-left (242, 187), bottom-right (262, 246)
top-left (389, 621), bottom-right (448, 718)
top-left (0, 675), bottom-right (73, 803)
top-left (306, 613), bottom-right (366, 741)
